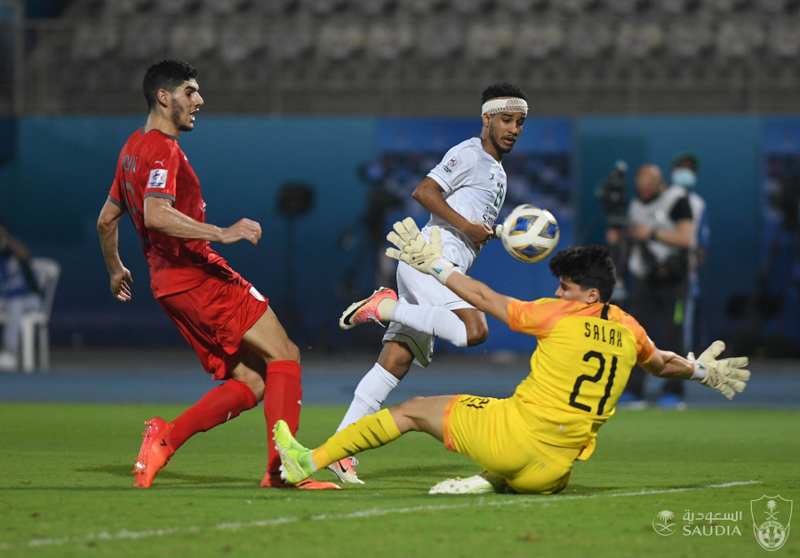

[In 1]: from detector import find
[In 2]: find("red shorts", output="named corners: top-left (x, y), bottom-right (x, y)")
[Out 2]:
top-left (157, 274), bottom-right (269, 380)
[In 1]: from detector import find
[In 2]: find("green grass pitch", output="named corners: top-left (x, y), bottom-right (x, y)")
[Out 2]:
top-left (1, 404), bottom-right (797, 557)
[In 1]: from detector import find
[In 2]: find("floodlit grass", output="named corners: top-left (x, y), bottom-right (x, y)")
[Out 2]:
top-left (0, 404), bottom-right (797, 557)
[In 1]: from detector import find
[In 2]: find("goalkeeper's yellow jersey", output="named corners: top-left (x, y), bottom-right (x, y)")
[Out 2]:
top-left (506, 298), bottom-right (655, 460)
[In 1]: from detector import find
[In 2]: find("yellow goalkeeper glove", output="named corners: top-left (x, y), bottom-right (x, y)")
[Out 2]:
top-left (689, 340), bottom-right (750, 400)
top-left (385, 219), bottom-right (458, 285)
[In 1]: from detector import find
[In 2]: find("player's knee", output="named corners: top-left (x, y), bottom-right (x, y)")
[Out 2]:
top-left (230, 373), bottom-right (265, 402)
top-left (379, 349), bottom-right (414, 377)
top-left (246, 380), bottom-right (265, 402)
top-left (466, 322), bottom-right (489, 346)
top-left (392, 396), bottom-right (428, 432)
top-left (277, 339), bottom-right (301, 363)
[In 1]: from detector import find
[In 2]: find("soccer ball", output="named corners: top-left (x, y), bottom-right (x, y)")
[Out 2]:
top-left (498, 204), bottom-right (560, 263)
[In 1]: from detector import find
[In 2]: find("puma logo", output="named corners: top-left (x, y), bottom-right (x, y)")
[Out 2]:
top-left (153, 159), bottom-right (165, 167)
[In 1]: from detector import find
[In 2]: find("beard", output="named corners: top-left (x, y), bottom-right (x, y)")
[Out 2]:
top-left (489, 121), bottom-right (513, 154)
top-left (491, 133), bottom-right (513, 155)
top-left (170, 98), bottom-right (193, 132)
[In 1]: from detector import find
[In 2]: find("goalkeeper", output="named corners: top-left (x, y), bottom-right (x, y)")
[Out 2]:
top-left (275, 220), bottom-right (750, 495)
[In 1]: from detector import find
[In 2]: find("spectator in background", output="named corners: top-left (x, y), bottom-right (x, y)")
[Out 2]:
top-left (0, 220), bottom-right (41, 371)
top-left (670, 152), bottom-right (710, 352)
top-left (608, 165), bottom-right (694, 409)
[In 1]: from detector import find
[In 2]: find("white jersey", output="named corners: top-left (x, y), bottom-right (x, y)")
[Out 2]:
top-left (424, 137), bottom-right (507, 272)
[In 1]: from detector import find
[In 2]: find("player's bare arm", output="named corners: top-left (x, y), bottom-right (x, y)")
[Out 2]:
top-left (97, 199), bottom-right (133, 302)
top-left (412, 177), bottom-right (493, 247)
top-left (642, 342), bottom-right (750, 400)
top-left (143, 197), bottom-right (262, 246)
top-left (641, 348), bottom-right (695, 380)
top-left (442, 272), bottom-right (516, 325)
top-left (386, 220), bottom-right (513, 322)
top-left (630, 218), bottom-right (693, 248)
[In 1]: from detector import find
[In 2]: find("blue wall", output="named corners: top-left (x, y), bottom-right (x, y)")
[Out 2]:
top-left (0, 114), bottom-right (783, 352)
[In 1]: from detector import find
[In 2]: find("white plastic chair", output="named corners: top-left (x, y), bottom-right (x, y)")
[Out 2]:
top-left (20, 258), bottom-right (60, 373)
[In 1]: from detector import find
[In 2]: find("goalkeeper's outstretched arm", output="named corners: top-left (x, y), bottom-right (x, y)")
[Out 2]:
top-left (642, 341), bottom-right (750, 400)
top-left (440, 272), bottom-right (518, 326)
top-left (385, 218), bottom-right (516, 323)
top-left (641, 349), bottom-right (694, 380)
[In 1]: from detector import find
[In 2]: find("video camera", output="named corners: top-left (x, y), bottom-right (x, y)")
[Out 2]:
top-left (596, 160), bottom-right (628, 228)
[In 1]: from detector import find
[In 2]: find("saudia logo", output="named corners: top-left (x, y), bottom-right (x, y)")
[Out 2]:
top-left (651, 495), bottom-right (794, 550)
top-left (653, 509), bottom-right (743, 538)
top-left (652, 510), bottom-right (677, 536)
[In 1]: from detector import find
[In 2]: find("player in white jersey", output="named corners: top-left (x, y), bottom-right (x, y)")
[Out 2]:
top-left (330, 83), bottom-right (529, 483)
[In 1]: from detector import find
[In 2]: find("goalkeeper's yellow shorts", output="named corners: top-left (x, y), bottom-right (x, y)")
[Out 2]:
top-left (442, 395), bottom-right (580, 495)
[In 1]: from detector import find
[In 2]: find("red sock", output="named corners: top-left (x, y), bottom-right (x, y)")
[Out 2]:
top-left (170, 378), bottom-right (258, 450)
top-left (264, 360), bottom-right (302, 477)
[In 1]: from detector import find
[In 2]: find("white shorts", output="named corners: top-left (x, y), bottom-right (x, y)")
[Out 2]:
top-left (382, 261), bottom-right (475, 367)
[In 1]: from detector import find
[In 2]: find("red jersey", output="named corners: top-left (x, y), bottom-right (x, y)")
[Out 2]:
top-left (108, 128), bottom-right (236, 298)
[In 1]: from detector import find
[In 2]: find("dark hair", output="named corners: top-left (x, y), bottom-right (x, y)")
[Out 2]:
top-left (481, 82), bottom-right (528, 104)
top-left (143, 59), bottom-right (197, 112)
top-left (671, 151), bottom-right (700, 171)
top-left (549, 245), bottom-right (616, 303)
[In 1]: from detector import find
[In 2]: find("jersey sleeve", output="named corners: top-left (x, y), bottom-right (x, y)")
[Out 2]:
top-left (507, 298), bottom-right (567, 338)
top-left (621, 313), bottom-right (655, 366)
top-left (107, 164), bottom-right (125, 210)
top-left (669, 195), bottom-right (692, 222)
top-left (427, 147), bottom-right (478, 194)
top-left (143, 143), bottom-right (180, 203)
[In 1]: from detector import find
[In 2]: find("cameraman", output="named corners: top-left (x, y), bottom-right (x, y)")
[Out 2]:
top-left (609, 164), bottom-right (693, 409)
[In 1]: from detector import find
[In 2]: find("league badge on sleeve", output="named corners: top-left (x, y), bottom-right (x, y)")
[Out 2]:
top-left (442, 157), bottom-right (458, 174)
top-left (148, 168), bottom-right (168, 189)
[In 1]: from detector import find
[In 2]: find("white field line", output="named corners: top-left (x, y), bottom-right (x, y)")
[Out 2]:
top-left (0, 480), bottom-right (760, 551)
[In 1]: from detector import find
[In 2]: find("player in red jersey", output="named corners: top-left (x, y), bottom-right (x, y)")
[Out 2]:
top-left (96, 59), bottom-right (338, 490)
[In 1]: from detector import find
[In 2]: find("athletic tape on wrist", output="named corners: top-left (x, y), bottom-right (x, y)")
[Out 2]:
top-left (429, 258), bottom-right (458, 285)
top-left (691, 360), bottom-right (708, 381)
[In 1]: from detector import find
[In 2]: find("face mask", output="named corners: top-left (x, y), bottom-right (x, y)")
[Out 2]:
top-left (671, 168), bottom-right (697, 189)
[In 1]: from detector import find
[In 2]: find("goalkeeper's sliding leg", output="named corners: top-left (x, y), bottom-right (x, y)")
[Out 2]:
top-left (275, 394), bottom-right (576, 496)
top-left (331, 272), bottom-right (490, 483)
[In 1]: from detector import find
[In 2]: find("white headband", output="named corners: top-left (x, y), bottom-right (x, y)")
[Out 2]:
top-left (481, 97), bottom-right (528, 116)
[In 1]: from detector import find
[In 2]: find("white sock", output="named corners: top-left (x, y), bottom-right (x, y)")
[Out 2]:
top-left (336, 363), bottom-right (400, 432)
top-left (392, 302), bottom-right (468, 347)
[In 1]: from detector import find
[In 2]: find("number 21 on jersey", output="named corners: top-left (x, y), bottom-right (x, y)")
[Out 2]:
top-left (569, 351), bottom-right (617, 415)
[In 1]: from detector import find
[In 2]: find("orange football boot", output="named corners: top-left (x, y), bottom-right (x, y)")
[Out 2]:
top-left (339, 287), bottom-right (398, 330)
top-left (260, 472), bottom-right (340, 490)
top-left (132, 417), bottom-right (175, 488)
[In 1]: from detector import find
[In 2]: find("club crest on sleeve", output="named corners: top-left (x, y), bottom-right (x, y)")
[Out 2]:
top-left (148, 169), bottom-right (168, 189)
